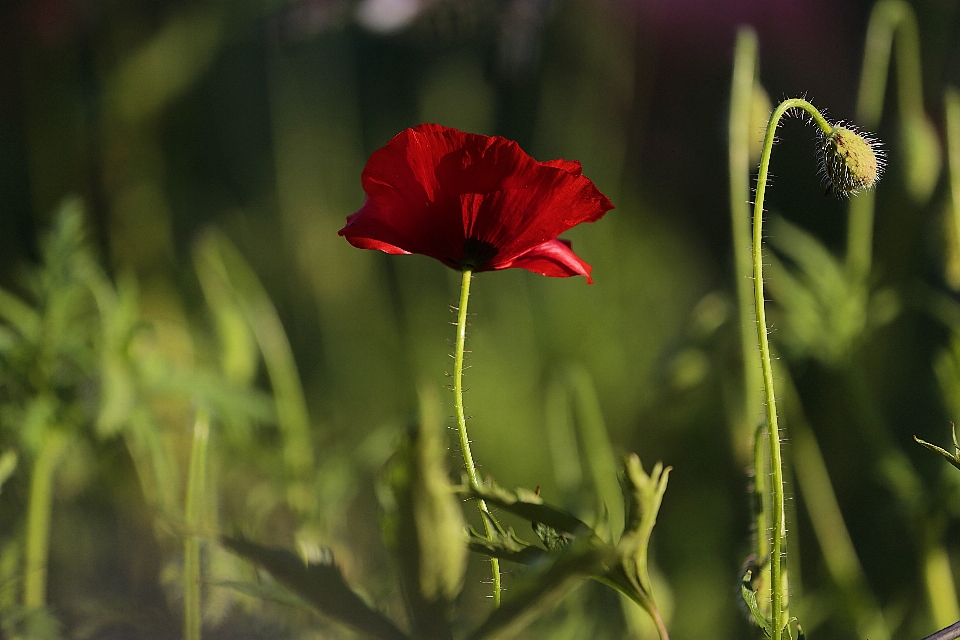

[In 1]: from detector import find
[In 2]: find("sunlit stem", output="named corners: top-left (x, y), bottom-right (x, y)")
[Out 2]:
top-left (946, 88), bottom-right (960, 284)
top-left (184, 407), bottom-right (211, 640)
top-left (753, 98), bottom-right (832, 640)
top-left (454, 270), bottom-right (501, 607)
top-left (729, 27), bottom-right (764, 464)
top-left (23, 429), bottom-right (69, 610)
top-left (923, 539), bottom-right (960, 628)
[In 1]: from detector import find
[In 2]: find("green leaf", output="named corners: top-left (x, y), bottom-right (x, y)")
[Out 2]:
top-left (466, 519), bottom-right (551, 565)
top-left (0, 288), bottom-right (40, 342)
top-left (468, 534), bottom-right (617, 640)
top-left (532, 521), bottom-right (574, 552)
top-left (379, 385), bottom-right (466, 640)
top-left (221, 536), bottom-right (409, 640)
top-left (0, 451), bottom-right (17, 496)
top-left (462, 481), bottom-right (593, 537)
top-left (914, 423), bottom-right (960, 472)
top-left (741, 566), bottom-right (774, 637)
top-left (195, 231), bottom-right (313, 477)
top-left (605, 455), bottom-right (671, 637)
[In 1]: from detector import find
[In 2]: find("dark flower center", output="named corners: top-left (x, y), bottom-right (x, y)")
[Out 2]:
top-left (458, 238), bottom-right (499, 271)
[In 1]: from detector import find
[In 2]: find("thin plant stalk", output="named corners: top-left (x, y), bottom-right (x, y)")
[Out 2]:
top-left (856, 0), bottom-right (924, 128)
top-left (947, 88), bottom-right (960, 276)
top-left (183, 408), bottom-right (211, 640)
top-left (848, 0), bottom-right (923, 280)
top-left (753, 98), bottom-right (833, 639)
top-left (729, 27), bottom-right (764, 463)
top-left (924, 541), bottom-right (960, 628)
top-left (567, 365), bottom-right (624, 543)
top-left (752, 422), bottom-right (770, 564)
top-left (23, 429), bottom-right (69, 609)
top-left (453, 270), bottom-right (501, 607)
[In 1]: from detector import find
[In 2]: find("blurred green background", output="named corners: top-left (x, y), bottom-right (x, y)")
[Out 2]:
top-left (2, 0), bottom-right (960, 638)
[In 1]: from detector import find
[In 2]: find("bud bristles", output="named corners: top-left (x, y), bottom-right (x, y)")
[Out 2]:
top-left (817, 123), bottom-right (884, 197)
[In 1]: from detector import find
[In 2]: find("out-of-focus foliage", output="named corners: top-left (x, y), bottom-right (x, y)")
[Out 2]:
top-left (2, 0), bottom-right (960, 638)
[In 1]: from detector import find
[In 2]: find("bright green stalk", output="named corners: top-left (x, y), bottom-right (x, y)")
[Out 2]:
top-left (729, 27), bottom-right (764, 464)
top-left (923, 540), bottom-right (960, 629)
top-left (922, 91), bottom-right (960, 628)
top-left (183, 408), bottom-right (211, 640)
top-left (453, 270), bottom-right (501, 607)
top-left (23, 429), bottom-right (69, 610)
top-left (754, 98), bottom-right (833, 640)
top-left (752, 422), bottom-right (770, 564)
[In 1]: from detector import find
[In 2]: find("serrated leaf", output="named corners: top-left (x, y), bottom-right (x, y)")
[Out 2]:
top-left (221, 536), bottom-right (409, 640)
top-left (466, 522), bottom-right (551, 565)
top-left (741, 567), bottom-right (773, 637)
top-left (462, 482), bottom-right (592, 537)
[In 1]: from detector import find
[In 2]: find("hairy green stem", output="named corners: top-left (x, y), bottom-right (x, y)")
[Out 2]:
top-left (754, 98), bottom-right (832, 639)
top-left (729, 27), bottom-right (765, 464)
top-left (454, 270), bottom-right (501, 607)
top-left (184, 408), bottom-right (211, 640)
top-left (23, 429), bottom-right (69, 610)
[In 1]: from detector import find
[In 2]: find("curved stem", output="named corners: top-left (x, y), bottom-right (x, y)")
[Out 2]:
top-left (850, 0), bottom-right (923, 282)
top-left (857, 0), bottom-right (924, 128)
top-left (729, 27), bottom-right (764, 464)
top-left (454, 270), bottom-right (501, 607)
top-left (753, 98), bottom-right (831, 639)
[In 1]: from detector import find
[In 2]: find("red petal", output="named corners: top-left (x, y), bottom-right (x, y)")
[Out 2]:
top-left (496, 238), bottom-right (594, 283)
top-left (543, 158), bottom-right (583, 176)
top-left (461, 166), bottom-right (613, 264)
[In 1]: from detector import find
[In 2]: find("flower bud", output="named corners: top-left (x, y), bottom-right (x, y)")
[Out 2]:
top-left (818, 124), bottom-right (884, 196)
top-left (901, 113), bottom-right (942, 205)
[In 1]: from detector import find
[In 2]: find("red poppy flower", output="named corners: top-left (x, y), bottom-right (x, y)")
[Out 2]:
top-left (338, 124), bottom-right (613, 283)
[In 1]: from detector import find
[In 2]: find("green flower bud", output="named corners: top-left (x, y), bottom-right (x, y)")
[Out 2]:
top-left (901, 113), bottom-right (942, 205)
top-left (818, 124), bottom-right (884, 196)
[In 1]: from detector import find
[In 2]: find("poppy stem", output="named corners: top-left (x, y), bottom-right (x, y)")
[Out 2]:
top-left (753, 98), bottom-right (832, 640)
top-left (454, 269), bottom-right (502, 607)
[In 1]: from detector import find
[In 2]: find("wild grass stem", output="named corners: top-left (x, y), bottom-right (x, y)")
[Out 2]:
top-left (729, 28), bottom-right (765, 464)
top-left (183, 407), bottom-right (211, 640)
top-left (23, 429), bottom-right (69, 610)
